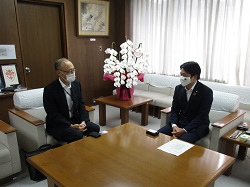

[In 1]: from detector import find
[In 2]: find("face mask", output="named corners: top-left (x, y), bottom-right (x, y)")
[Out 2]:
top-left (180, 76), bottom-right (191, 87)
top-left (65, 72), bottom-right (76, 83)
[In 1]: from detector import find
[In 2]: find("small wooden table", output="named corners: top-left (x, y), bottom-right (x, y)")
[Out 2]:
top-left (95, 95), bottom-right (153, 126)
top-left (27, 123), bottom-right (234, 187)
top-left (221, 122), bottom-right (250, 175)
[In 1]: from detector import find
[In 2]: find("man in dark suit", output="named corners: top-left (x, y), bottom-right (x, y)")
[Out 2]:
top-left (158, 61), bottom-right (213, 143)
top-left (43, 58), bottom-right (100, 143)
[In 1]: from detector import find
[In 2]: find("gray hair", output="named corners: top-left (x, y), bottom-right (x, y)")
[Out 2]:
top-left (54, 58), bottom-right (69, 70)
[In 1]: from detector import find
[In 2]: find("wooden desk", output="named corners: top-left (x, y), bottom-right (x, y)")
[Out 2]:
top-left (221, 122), bottom-right (250, 175)
top-left (95, 95), bottom-right (153, 126)
top-left (27, 123), bottom-right (234, 187)
top-left (0, 93), bottom-right (14, 123)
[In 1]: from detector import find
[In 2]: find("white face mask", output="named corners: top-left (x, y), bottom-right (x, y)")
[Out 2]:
top-left (180, 76), bottom-right (191, 87)
top-left (65, 72), bottom-right (76, 83)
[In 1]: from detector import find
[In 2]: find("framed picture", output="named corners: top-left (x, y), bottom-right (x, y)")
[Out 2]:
top-left (77, 0), bottom-right (110, 36)
top-left (0, 64), bottom-right (19, 87)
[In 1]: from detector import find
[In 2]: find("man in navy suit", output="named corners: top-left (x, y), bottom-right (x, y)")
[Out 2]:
top-left (43, 58), bottom-right (100, 143)
top-left (158, 61), bottom-right (213, 143)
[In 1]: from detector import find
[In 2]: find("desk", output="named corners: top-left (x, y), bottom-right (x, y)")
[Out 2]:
top-left (221, 122), bottom-right (250, 176)
top-left (0, 93), bottom-right (14, 123)
top-left (95, 95), bottom-right (153, 126)
top-left (27, 123), bottom-right (234, 187)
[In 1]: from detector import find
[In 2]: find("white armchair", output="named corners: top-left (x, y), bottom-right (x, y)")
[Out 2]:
top-left (160, 90), bottom-right (246, 151)
top-left (0, 120), bottom-right (21, 184)
top-left (8, 88), bottom-right (95, 152)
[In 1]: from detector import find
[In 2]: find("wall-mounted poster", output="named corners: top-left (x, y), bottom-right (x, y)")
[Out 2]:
top-left (1, 64), bottom-right (19, 87)
top-left (0, 45), bottom-right (16, 60)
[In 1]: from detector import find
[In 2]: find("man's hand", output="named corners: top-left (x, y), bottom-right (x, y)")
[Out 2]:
top-left (79, 121), bottom-right (87, 132)
top-left (172, 126), bottom-right (186, 138)
top-left (70, 122), bottom-right (87, 132)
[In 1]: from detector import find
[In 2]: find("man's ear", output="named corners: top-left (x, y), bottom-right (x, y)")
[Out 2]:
top-left (192, 75), bottom-right (198, 81)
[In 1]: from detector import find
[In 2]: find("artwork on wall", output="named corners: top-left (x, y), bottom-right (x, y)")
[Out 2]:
top-left (0, 64), bottom-right (19, 87)
top-left (77, 0), bottom-right (110, 36)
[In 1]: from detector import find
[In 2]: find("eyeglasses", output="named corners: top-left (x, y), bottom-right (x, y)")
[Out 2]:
top-left (59, 69), bottom-right (76, 74)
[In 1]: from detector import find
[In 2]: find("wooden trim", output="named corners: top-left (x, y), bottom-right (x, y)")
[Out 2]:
top-left (0, 120), bottom-right (16, 134)
top-left (8, 108), bottom-right (45, 126)
top-left (85, 105), bottom-right (95, 112)
top-left (212, 109), bottom-right (246, 128)
top-left (160, 107), bottom-right (171, 114)
top-left (8, 106), bottom-right (93, 126)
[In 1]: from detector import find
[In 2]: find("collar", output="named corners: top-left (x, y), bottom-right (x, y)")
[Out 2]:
top-left (59, 78), bottom-right (71, 89)
top-left (185, 81), bottom-right (197, 91)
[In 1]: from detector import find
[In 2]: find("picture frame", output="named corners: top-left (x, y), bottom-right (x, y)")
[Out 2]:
top-left (0, 64), bottom-right (19, 87)
top-left (77, 0), bottom-right (110, 36)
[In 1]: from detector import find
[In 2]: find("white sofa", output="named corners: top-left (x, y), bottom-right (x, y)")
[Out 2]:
top-left (133, 74), bottom-right (250, 121)
top-left (8, 88), bottom-right (95, 152)
top-left (160, 90), bottom-right (245, 151)
top-left (0, 120), bottom-right (21, 184)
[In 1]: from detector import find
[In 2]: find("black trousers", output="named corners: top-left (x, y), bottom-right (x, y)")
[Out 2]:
top-left (60, 121), bottom-right (100, 143)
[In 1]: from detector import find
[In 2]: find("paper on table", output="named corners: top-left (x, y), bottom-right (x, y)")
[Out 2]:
top-left (157, 139), bottom-right (194, 156)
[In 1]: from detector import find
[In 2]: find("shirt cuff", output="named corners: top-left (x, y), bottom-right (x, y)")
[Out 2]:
top-left (172, 124), bottom-right (177, 128)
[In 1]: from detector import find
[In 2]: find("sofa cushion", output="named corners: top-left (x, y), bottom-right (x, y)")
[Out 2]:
top-left (13, 88), bottom-right (44, 109)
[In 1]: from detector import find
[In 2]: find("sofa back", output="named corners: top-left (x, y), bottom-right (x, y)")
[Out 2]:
top-left (209, 91), bottom-right (239, 123)
top-left (143, 74), bottom-right (250, 105)
top-left (13, 88), bottom-right (44, 109)
top-left (13, 88), bottom-right (46, 121)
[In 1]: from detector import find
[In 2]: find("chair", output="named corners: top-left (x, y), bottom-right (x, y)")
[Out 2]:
top-left (0, 120), bottom-right (21, 185)
top-left (160, 90), bottom-right (246, 151)
top-left (8, 88), bottom-right (95, 152)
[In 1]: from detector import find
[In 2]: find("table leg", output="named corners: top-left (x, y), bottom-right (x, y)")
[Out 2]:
top-left (237, 146), bottom-right (247, 160)
top-left (141, 103), bottom-right (149, 126)
top-left (99, 104), bottom-right (106, 126)
top-left (223, 141), bottom-right (236, 176)
top-left (120, 108), bottom-right (129, 124)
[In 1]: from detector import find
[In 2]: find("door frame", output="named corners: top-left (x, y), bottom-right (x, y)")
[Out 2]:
top-left (14, 0), bottom-right (68, 86)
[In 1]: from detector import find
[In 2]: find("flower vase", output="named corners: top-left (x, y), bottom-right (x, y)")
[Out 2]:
top-left (116, 86), bottom-right (134, 100)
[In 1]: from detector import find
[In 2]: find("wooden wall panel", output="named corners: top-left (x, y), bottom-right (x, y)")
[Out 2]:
top-left (0, 0), bottom-right (25, 85)
top-left (0, 0), bottom-right (126, 107)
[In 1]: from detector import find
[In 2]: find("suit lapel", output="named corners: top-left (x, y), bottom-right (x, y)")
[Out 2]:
top-left (186, 82), bottom-right (200, 105)
top-left (55, 79), bottom-right (69, 112)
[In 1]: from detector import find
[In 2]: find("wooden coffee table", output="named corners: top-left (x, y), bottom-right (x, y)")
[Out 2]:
top-left (95, 95), bottom-right (153, 126)
top-left (27, 123), bottom-right (234, 187)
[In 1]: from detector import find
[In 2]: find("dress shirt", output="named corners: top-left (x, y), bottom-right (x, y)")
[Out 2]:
top-left (59, 78), bottom-right (73, 118)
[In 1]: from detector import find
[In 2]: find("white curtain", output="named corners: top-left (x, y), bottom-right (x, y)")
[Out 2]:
top-left (131, 0), bottom-right (250, 86)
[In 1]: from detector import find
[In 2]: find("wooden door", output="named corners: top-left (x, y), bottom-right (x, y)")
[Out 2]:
top-left (17, 0), bottom-right (67, 88)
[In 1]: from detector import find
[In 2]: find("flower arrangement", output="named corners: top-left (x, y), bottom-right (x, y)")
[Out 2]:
top-left (103, 39), bottom-right (148, 88)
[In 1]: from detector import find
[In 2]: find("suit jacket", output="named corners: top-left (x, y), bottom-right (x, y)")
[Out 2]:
top-left (169, 81), bottom-right (213, 137)
top-left (43, 79), bottom-right (89, 139)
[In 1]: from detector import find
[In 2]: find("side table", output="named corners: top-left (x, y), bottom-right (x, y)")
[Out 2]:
top-left (221, 121), bottom-right (250, 176)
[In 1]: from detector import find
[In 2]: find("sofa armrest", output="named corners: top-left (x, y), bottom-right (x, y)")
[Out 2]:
top-left (8, 108), bottom-right (45, 126)
top-left (0, 120), bottom-right (16, 134)
top-left (85, 106), bottom-right (95, 122)
top-left (0, 120), bottom-right (21, 174)
top-left (160, 107), bottom-right (171, 128)
top-left (210, 109), bottom-right (246, 151)
top-left (8, 109), bottom-right (47, 152)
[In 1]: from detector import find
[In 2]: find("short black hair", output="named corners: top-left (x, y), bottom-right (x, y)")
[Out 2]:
top-left (180, 61), bottom-right (201, 80)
